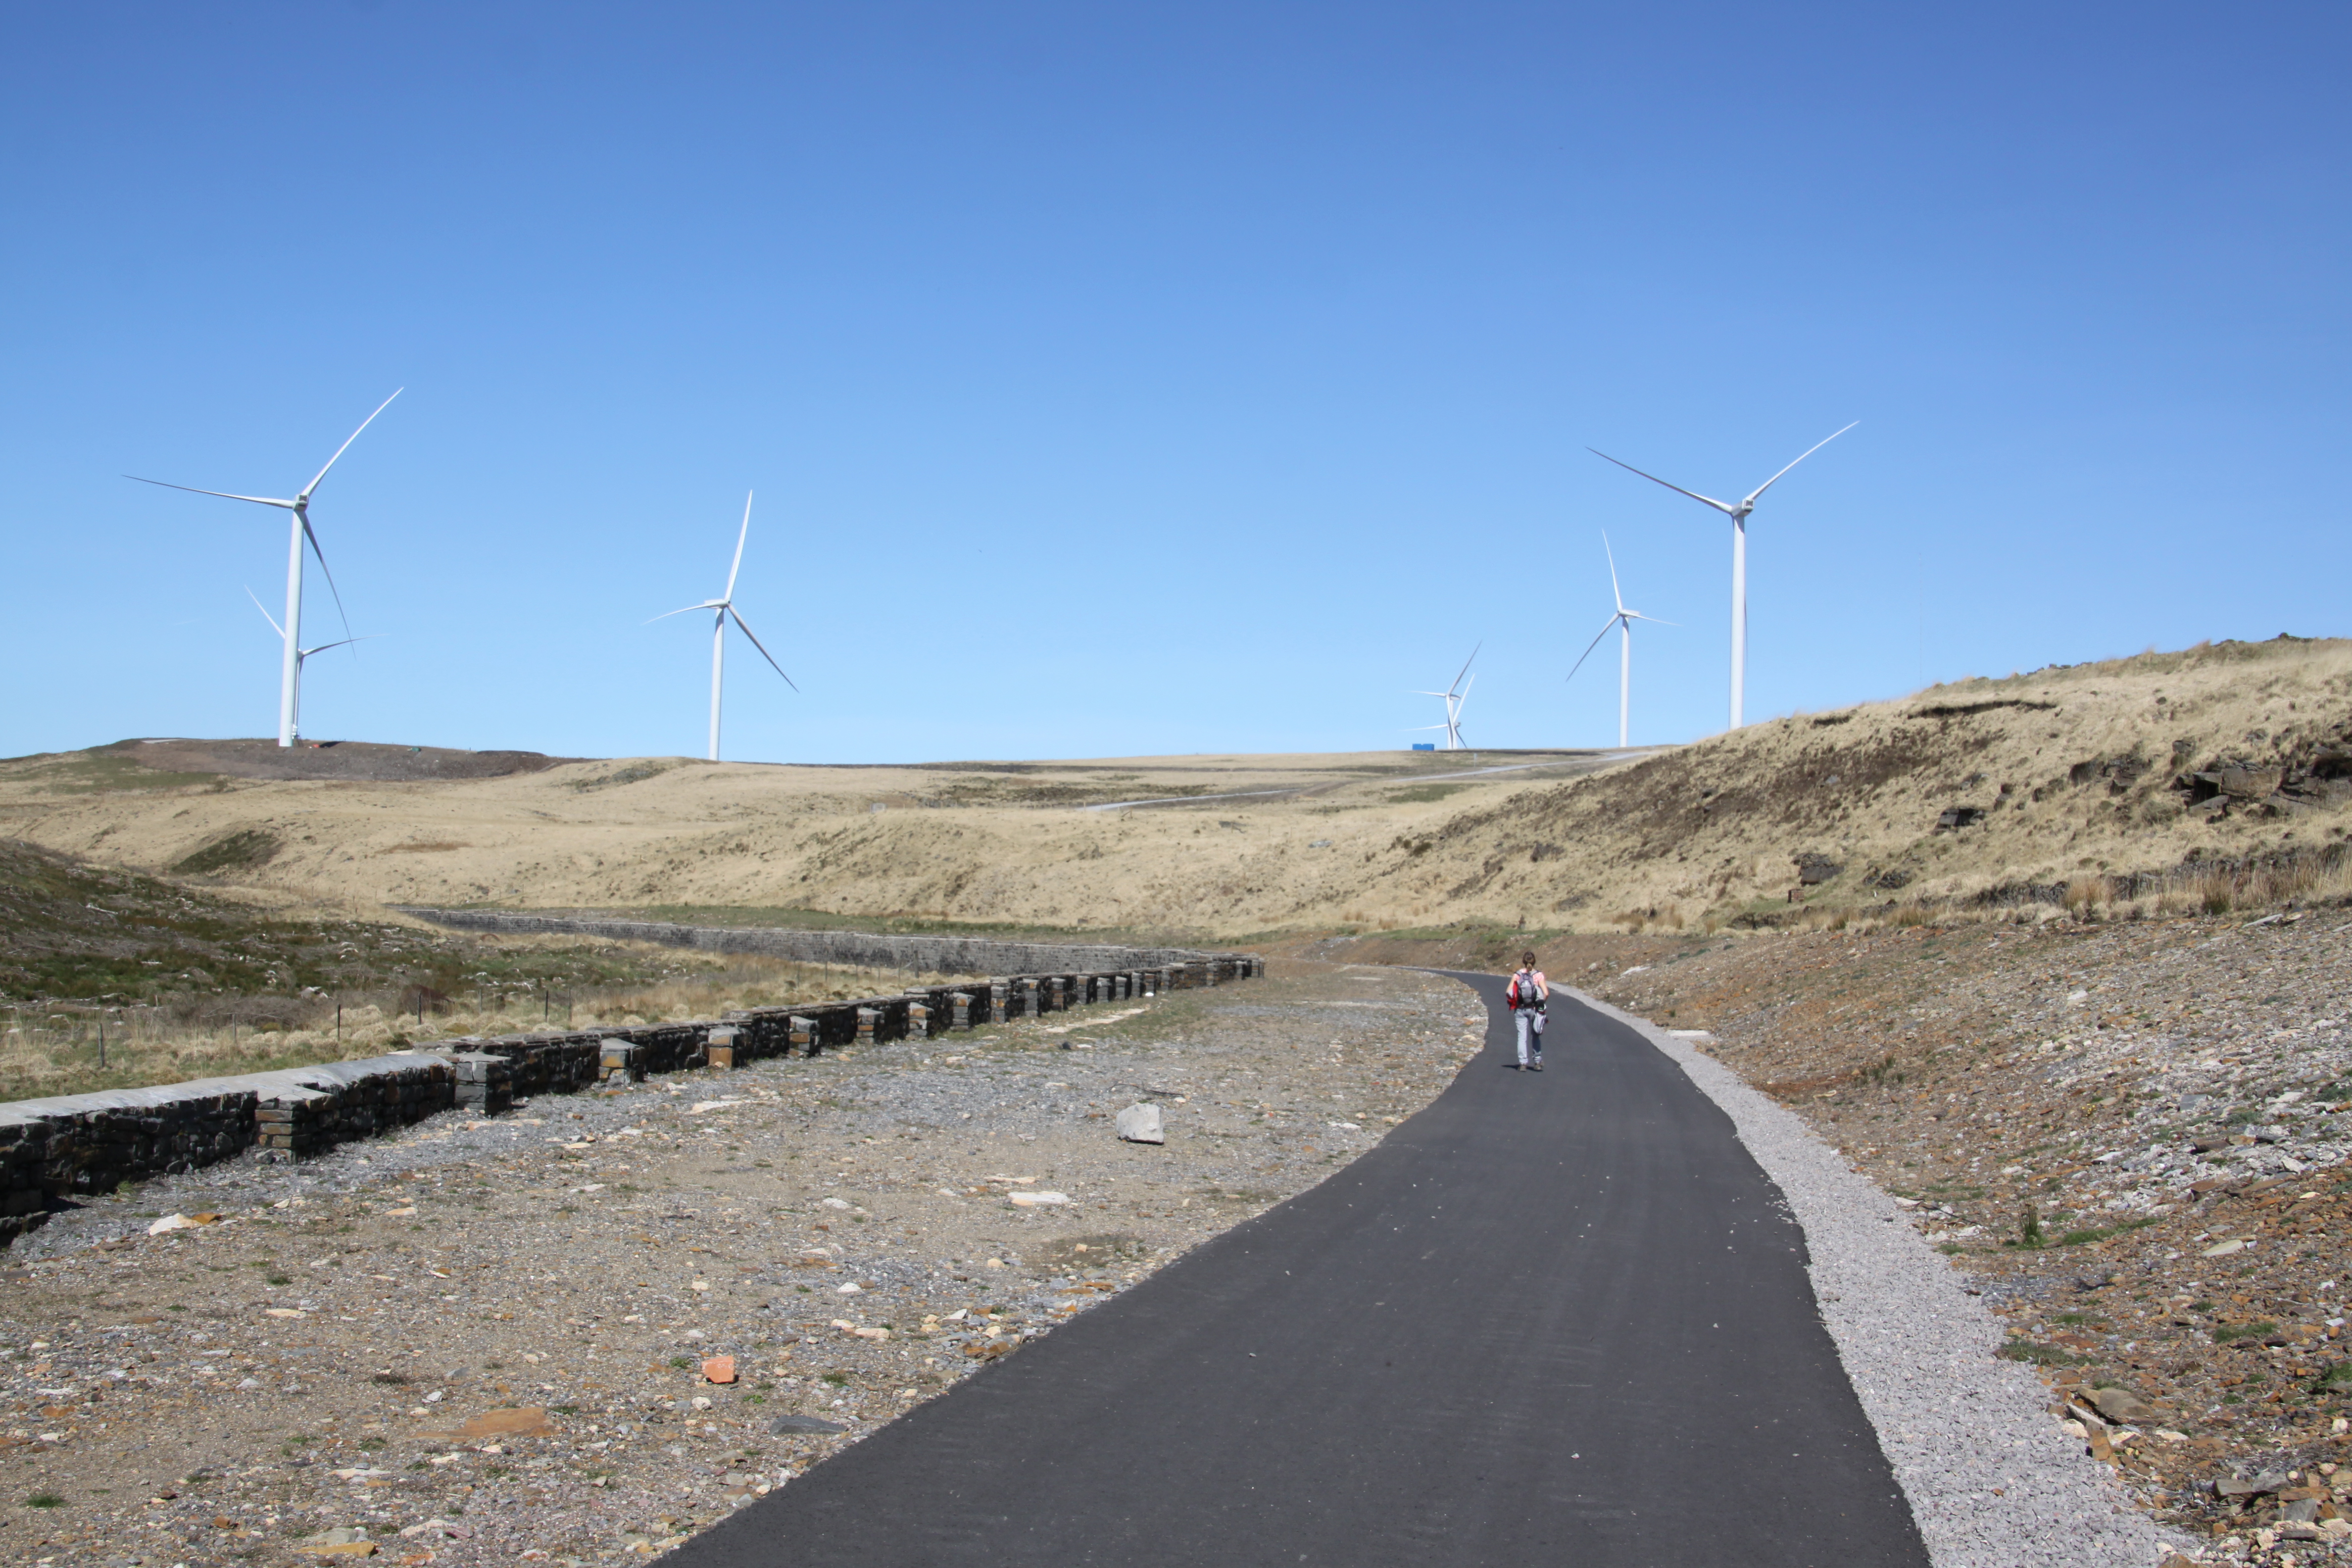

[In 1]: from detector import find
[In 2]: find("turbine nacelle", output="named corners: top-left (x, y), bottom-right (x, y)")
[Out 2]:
top-left (1408, 645), bottom-right (1477, 750)
top-left (1588, 422), bottom-right (1854, 729)
top-left (1567, 532), bottom-right (1677, 749)
top-left (128, 389), bottom-right (402, 745)
top-left (653, 491), bottom-right (796, 762)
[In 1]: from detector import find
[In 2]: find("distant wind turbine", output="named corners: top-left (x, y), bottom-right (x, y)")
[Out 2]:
top-left (245, 588), bottom-right (378, 738)
top-left (1588, 422), bottom-right (1854, 730)
top-left (1409, 645), bottom-right (1478, 751)
top-left (1564, 534), bottom-right (1674, 748)
top-left (127, 390), bottom-right (402, 747)
top-left (651, 492), bottom-right (795, 761)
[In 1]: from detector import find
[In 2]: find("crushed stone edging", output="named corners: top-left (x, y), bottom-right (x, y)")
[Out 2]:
top-left (1568, 985), bottom-right (2194, 1568)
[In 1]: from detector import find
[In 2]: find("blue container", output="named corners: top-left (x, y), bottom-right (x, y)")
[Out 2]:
top-left (1410, 742), bottom-right (1436, 752)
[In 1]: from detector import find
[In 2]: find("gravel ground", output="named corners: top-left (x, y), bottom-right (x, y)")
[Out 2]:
top-left (1568, 984), bottom-right (2188, 1568)
top-left (0, 961), bottom-right (1483, 1566)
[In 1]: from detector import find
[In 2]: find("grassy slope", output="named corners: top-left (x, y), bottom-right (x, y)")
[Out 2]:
top-left (1, 638), bottom-right (2345, 941)
top-left (1383, 636), bottom-right (2352, 932)
top-left (0, 841), bottom-right (840, 1101)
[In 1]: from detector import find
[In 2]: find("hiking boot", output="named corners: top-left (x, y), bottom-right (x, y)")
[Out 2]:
top-left (1531, 1056), bottom-right (1544, 1071)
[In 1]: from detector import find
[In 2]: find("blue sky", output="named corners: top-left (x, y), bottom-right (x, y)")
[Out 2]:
top-left (4, 2), bottom-right (2345, 763)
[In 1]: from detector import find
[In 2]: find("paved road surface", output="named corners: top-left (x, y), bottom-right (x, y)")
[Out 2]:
top-left (676, 973), bottom-right (1929, 1567)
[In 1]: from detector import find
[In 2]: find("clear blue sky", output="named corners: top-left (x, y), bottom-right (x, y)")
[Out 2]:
top-left (4, 2), bottom-right (2345, 763)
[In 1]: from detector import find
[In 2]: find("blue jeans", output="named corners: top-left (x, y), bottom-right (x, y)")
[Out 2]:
top-left (1514, 1008), bottom-right (1545, 1064)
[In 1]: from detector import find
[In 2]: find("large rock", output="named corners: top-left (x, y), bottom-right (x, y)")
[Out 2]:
top-left (1116, 1103), bottom-right (1166, 1144)
top-left (771, 1414), bottom-right (847, 1434)
top-left (2086, 1386), bottom-right (2160, 1424)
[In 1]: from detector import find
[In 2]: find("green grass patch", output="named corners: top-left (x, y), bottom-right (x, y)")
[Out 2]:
top-left (0, 747), bottom-right (224, 796)
top-left (170, 829), bottom-right (281, 877)
top-left (1380, 783), bottom-right (1476, 804)
top-left (1996, 1338), bottom-right (2085, 1367)
top-left (2214, 1321), bottom-right (2280, 1344)
top-left (2054, 1216), bottom-right (2161, 1248)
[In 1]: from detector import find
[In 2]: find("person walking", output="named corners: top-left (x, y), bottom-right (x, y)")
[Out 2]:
top-left (1507, 951), bottom-right (1548, 1071)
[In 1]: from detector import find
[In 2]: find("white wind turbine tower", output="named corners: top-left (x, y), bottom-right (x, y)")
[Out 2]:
top-left (127, 391), bottom-right (401, 746)
top-left (1589, 422), bottom-right (1854, 730)
top-left (1564, 534), bottom-right (1674, 748)
top-left (245, 588), bottom-right (378, 739)
top-left (651, 492), bottom-right (795, 761)
top-left (1409, 645), bottom-right (1478, 751)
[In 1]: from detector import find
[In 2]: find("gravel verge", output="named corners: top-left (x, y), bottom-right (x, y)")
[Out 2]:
top-left (1568, 983), bottom-right (2191, 1568)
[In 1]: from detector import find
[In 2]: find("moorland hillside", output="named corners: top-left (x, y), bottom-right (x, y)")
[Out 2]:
top-left (1, 637), bottom-right (2344, 939)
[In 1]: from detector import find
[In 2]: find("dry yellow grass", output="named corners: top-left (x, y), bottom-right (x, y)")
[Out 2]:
top-left (1405, 634), bottom-right (2352, 930)
top-left (3, 636), bottom-right (2345, 940)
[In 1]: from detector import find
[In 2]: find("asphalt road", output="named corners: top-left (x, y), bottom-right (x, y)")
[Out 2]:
top-left (676, 973), bottom-right (1929, 1568)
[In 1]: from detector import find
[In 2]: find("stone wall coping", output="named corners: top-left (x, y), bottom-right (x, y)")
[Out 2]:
top-left (0, 1051), bottom-right (448, 1126)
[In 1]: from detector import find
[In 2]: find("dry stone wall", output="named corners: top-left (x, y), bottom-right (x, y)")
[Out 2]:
top-left (0, 946), bottom-right (1259, 1249)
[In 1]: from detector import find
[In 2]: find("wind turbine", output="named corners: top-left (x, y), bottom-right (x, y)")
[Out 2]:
top-left (1564, 533), bottom-right (1674, 748)
top-left (245, 588), bottom-right (378, 738)
top-left (651, 492), bottom-right (795, 761)
top-left (1410, 645), bottom-right (1478, 751)
top-left (1588, 422), bottom-right (1854, 730)
top-left (127, 390), bottom-right (401, 746)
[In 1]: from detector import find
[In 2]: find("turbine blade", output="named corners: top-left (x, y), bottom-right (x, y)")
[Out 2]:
top-left (1740, 421), bottom-right (1857, 507)
top-left (647, 601), bottom-right (725, 624)
top-left (1564, 619), bottom-right (1617, 684)
top-left (1450, 641), bottom-right (1480, 696)
top-left (244, 585), bottom-right (286, 639)
top-left (1587, 449), bottom-right (1737, 515)
top-left (297, 389), bottom-right (403, 503)
top-left (724, 492), bottom-right (752, 601)
top-left (126, 476), bottom-right (294, 508)
top-left (298, 634), bottom-right (381, 657)
top-left (728, 606), bottom-right (798, 691)
top-left (1602, 531), bottom-right (1625, 614)
top-left (301, 516), bottom-right (355, 643)
top-left (1626, 612), bottom-right (1680, 627)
